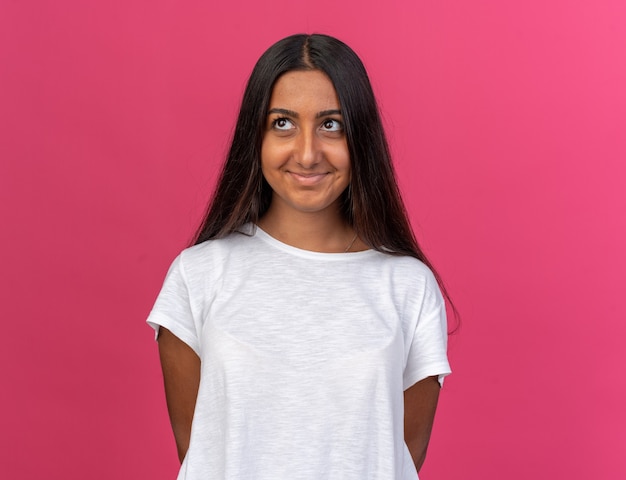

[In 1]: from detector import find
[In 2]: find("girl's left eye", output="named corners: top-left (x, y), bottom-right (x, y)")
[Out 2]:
top-left (321, 119), bottom-right (343, 132)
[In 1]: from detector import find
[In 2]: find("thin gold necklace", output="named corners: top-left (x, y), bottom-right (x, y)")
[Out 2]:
top-left (344, 233), bottom-right (358, 253)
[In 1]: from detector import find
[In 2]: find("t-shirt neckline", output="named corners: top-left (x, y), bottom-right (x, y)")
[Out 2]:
top-left (251, 224), bottom-right (377, 261)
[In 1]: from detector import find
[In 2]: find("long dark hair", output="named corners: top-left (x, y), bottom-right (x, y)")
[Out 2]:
top-left (193, 33), bottom-right (457, 326)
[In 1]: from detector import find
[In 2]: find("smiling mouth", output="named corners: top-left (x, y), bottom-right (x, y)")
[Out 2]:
top-left (288, 171), bottom-right (329, 186)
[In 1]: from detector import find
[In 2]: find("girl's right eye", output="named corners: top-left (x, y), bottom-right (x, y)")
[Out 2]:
top-left (272, 118), bottom-right (294, 130)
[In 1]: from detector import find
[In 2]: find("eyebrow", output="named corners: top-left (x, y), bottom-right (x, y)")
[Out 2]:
top-left (267, 108), bottom-right (342, 118)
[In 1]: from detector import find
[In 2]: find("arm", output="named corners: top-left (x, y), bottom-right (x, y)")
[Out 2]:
top-left (158, 327), bottom-right (201, 463)
top-left (404, 375), bottom-right (441, 472)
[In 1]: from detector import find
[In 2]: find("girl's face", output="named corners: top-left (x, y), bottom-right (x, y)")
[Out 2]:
top-left (261, 70), bottom-right (351, 220)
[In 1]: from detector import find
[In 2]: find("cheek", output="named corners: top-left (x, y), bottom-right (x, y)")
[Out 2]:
top-left (260, 139), bottom-right (289, 171)
top-left (260, 146), bottom-right (276, 180)
top-left (334, 146), bottom-right (351, 175)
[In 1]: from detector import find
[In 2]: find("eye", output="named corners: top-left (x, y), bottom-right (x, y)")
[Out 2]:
top-left (321, 118), bottom-right (343, 132)
top-left (271, 117), bottom-right (294, 130)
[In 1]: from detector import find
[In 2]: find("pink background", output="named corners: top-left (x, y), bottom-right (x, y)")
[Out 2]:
top-left (2, 1), bottom-right (625, 478)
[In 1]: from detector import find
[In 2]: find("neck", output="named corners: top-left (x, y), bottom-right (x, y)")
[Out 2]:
top-left (258, 205), bottom-right (354, 253)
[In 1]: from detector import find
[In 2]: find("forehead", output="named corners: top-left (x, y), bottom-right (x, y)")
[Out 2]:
top-left (269, 70), bottom-right (340, 111)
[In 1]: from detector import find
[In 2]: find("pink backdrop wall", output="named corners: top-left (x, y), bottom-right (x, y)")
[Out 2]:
top-left (2, 1), bottom-right (625, 478)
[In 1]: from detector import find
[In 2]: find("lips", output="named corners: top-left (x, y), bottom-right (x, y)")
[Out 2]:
top-left (288, 171), bottom-right (329, 186)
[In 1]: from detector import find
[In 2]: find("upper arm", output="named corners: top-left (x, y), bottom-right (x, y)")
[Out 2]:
top-left (404, 375), bottom-right (441, 472)
top-left (158, 327), bottom-right (201, 462)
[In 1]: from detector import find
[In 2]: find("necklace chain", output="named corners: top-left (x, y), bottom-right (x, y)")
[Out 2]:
top-left (344, 234), bottom-right (358, 253)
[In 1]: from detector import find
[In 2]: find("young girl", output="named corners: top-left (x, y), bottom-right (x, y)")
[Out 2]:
top-left (148, 33), bottom-right (451, 480)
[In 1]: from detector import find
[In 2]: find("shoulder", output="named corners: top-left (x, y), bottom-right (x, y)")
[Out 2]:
top-left (176, 230), bottom-right (254, 277)
top-left (367, 254), bottom-right (443, 313)
top-left (182, 228), bottom-right (254, 258)
top-left (372, 253), bottom-right (437, 286)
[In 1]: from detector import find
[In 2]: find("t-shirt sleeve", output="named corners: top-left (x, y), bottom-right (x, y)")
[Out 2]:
top-left (403, 270), bottom-right (451, 390)
top-left (146, 253), bottom-right (201, 357)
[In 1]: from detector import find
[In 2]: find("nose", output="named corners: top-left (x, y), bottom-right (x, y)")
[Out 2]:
top-left (295, 127), bottom-right (320, 168)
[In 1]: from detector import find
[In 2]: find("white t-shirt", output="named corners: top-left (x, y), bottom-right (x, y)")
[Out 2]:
top-left (147, 225), bottom-right (451, 480)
